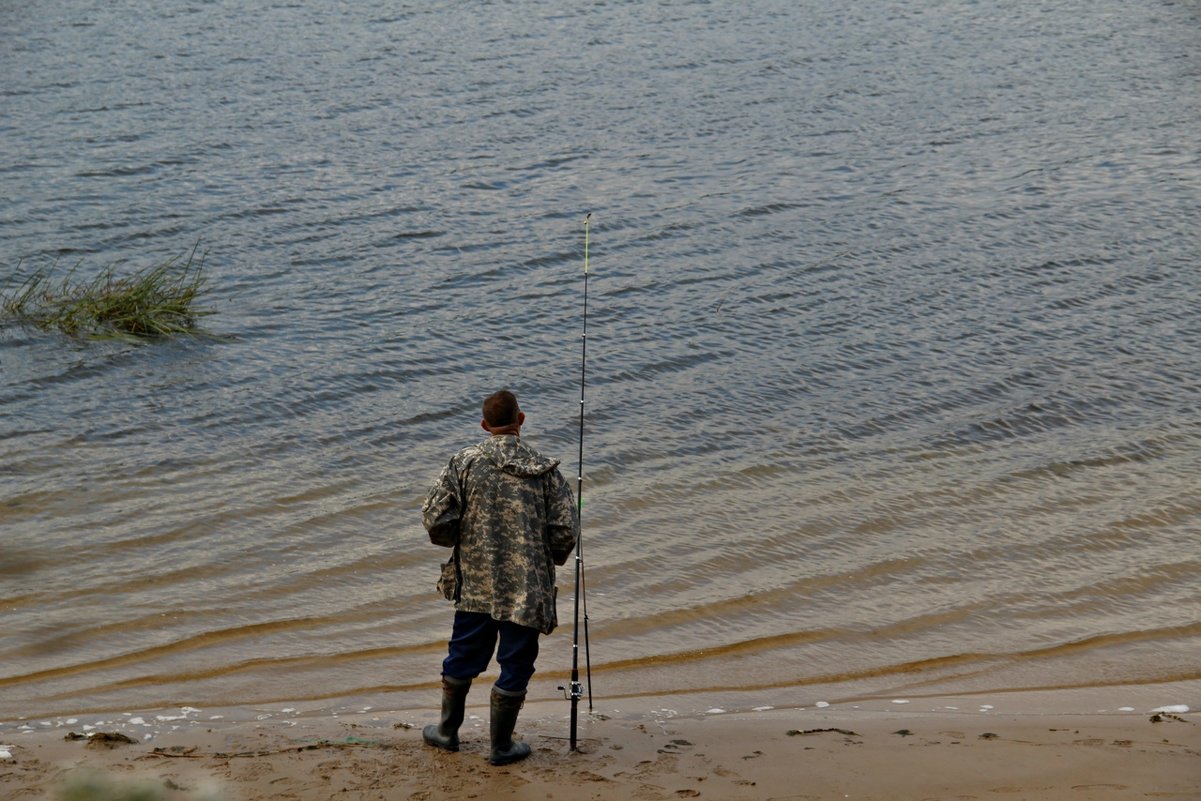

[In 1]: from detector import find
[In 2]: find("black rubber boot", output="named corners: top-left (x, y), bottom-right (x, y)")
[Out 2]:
top-left (423, 675), bottom-right (472, 751)
top-left (488, 686), bottom-right (532, 766)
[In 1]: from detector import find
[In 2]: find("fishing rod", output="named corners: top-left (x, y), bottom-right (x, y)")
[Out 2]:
top-left (567, 212), bottom-right (594, 751)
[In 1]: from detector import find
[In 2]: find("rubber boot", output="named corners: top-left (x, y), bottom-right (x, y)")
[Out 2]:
top-left (423, 675), bottom-right (471, 751)
top-left (488, 686), bottom-right (532, 766)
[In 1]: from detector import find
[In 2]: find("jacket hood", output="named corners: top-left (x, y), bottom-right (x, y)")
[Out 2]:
top-left (478, 435), bottom-right (561, 478)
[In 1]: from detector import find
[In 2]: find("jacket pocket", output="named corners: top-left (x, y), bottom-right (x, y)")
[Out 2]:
top-left (436, 558), bottom-right (459, 602)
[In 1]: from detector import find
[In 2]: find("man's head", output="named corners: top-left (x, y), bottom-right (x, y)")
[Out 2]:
top-left (481, 390), bottom-right (524, 434)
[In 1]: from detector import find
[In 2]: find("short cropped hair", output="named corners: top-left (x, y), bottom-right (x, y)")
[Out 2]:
top-left (483, 390), bottom-right (520, 427)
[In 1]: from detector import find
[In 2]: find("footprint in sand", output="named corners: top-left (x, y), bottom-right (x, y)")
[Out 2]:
top-left (573, 770), bottom-right (611, 783)
top-left (659, 739), bottom-right (693, 752)
top-left (632, 783), bottom-right (668, 800)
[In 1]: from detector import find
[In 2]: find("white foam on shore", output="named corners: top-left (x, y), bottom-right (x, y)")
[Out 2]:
top-left (1150, 704), bottom-right (1189, 714)
top-left (0, 747), bottom-right (13, 760)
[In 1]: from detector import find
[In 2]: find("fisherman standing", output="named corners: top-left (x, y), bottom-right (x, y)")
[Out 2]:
top-left (421, 390), bottom-right (579, 765)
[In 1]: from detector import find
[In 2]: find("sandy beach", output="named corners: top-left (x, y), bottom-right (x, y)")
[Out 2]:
top-left (3, 684), bottom-right (1198, 801)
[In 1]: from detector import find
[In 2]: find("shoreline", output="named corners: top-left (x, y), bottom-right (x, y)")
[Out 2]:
top-left (3, 682), bottom-right (1198, 800)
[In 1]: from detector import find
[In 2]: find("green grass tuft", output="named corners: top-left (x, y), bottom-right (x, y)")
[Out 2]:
top-left (2, 245), bottom-right (214, 339)
top-left (56, 768), bottom-right (227, 801)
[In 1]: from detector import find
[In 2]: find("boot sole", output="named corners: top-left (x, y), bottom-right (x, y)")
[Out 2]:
top-left (488, 744), bottom-right (531, 766)
top-left (422, 725), bottom-right (460, 752)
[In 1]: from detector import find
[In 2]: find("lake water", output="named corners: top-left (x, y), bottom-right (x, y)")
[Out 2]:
top-left (2, 0), bottom-right (1200, 723)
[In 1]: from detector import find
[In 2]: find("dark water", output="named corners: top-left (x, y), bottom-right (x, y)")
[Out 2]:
top-left (2, 0), bottom-right (1200, 722)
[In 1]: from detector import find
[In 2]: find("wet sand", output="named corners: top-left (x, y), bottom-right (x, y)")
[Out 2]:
top-left (2, 686), bottom-right (1198, 801)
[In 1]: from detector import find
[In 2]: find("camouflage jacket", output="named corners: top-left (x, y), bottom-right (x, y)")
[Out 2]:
top-left (422, 434), bottom-right (578, 634)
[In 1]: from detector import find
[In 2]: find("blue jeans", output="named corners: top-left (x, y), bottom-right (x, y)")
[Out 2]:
top-left (441, 611), bottom-right (541, 694)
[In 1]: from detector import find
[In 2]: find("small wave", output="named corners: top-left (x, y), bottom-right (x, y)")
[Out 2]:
top-left (75, 164), bottom-right (158, 178)
top-left (736, 201), bottom-right (808, 218)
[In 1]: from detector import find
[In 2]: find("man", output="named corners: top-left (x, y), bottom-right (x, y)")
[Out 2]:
top-left (421, 390), bottom-right (578, 765)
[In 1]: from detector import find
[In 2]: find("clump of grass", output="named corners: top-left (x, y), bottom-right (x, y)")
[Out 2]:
top-left (57, 768), bottom-right (227, 801)
top-left (3, 245), bottom-right (213, 339)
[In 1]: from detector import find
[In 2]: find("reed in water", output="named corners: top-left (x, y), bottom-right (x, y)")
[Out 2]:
top-left (3, 245), bottom-right (212, 338)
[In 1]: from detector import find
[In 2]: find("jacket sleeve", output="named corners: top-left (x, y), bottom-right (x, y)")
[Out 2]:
top-left (422, 461), bottom-right (462, 548)
top-left (546, 468), bottom-right (579, 566)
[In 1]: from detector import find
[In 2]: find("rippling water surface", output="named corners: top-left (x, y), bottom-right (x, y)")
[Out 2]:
top-left (2, 0), bottom-right (1200, 720)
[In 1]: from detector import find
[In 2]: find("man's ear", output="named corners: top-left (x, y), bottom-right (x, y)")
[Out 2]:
top-left (480, 418), bottom-right (491, 433)
top-left (517, 411), bottom-right (526, 427)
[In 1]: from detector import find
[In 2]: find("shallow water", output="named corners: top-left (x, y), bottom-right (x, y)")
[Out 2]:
top-left (2, 0), bottom-right (1200, 720)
